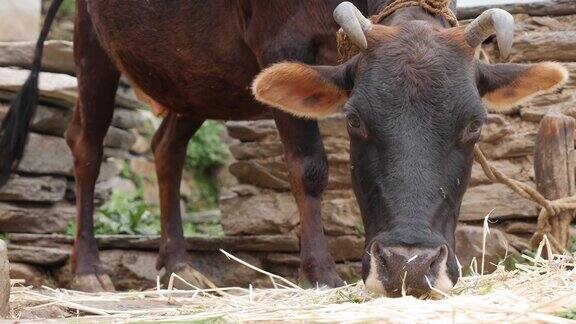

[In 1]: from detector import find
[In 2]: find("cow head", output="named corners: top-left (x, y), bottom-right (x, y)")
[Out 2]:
top-left (252, 3), bottom-right (568, 297)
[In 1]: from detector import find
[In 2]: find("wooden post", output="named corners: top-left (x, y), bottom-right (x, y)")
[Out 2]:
top-left (533, 109), bottom-right (576, 250)
top-left (0, 239), bottom-right (9, 318)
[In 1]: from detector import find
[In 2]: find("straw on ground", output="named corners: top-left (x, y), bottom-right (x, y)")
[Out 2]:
top-left (7, 243), bottom-right (576, 323)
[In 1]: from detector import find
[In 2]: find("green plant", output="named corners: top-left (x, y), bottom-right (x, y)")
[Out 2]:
top-left (557, 309), bottom-right (576, 320)
top-left (185, 121), bottom-right (229, 171)
top-left (61, 0), bottom-right (75, 16)
top-left (98, 192), bottom-right (159, 235)
top-left (570, 232), bottom-right (576, 253)
top-left (354, 222), bottom-right (365, 236)
top-left (183, 222), bottom-right (198, 237)
top-left (186, 171), bottom-right (220, 212)
top-left (199, 222), bottom-right (224, 237)
top-left (67, 192), bottom-right (160, 235)
top-left (120, 161), bottom-right (144, 193)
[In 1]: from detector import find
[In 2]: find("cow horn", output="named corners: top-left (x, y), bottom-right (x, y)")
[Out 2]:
top-left (333, 1), bottom-right (372, 49)
top-left (465, 8), bottom-right (514, 59)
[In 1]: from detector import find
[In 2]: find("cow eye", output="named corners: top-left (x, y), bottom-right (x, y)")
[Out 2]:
top-left (347, 113), bottom-right (361, 128)
top-left (467, 120), bottom-right (482, 134)
top-left (462, 119), bottom-right (483, 143)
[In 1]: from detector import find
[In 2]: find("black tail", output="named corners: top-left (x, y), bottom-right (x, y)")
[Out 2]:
top-left (0, 0), bottom-right (64, 187)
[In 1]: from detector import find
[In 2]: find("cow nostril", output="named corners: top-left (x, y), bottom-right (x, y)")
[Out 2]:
top-left (428, 245), bottom-right (448, 274)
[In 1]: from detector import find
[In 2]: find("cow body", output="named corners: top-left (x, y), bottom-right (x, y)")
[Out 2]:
top-left (87, 0), bottom-right (344, 120)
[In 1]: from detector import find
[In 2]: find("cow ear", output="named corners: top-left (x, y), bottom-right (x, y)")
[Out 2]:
top-left (252, 62), bottom-right (350, 119)
top-left (477, 61), bottom-right (569, 114)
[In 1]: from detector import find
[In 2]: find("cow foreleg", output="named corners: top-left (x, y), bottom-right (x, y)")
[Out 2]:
top-left (65, 0), bottom-right (120, 292)
top-left (274, 111), bottom-right (344, 288)
top-left (151, 113), bottom-right (205, 289)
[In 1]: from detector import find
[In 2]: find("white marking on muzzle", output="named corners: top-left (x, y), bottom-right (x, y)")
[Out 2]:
top-left (364, 247), bottom-right (386, 295)
top-left (432, 250), bottom-right (454, 293)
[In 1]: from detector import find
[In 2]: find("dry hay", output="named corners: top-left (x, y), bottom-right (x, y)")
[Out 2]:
top-left (6, 242), bottom-right (576, 324)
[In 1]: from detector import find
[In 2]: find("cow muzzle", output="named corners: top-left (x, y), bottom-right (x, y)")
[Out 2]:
top-left (364, 242), bottom-right (454, 298)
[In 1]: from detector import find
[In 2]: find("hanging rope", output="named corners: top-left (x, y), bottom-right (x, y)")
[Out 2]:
top-left (474, 145), bottom-right (576, 253)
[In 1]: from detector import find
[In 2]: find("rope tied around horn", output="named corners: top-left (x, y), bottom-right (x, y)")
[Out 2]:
top-left (474, 145), bottom-right (576, 254)
top-left (336, 0), bottom-right (458, 61)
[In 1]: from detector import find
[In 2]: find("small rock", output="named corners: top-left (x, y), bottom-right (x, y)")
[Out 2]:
top-left (97, 161), bottom-right (121, 183)
top-left (229, 141), bottom-right (283, 160)
top-left (9, 263), bottom-right (48, 287)
top-left (130, 159), bottom-right (159, 205)
top-left (503, 221), bottom-right (538, 235)
top-left (104, 147), bottom-right (129, 159)
top-left (480, 114), bottom-right (514, 143)
top-left (0, 103), bottom-right (70, 136)
top-left (0, 175), bottom-right (67, 202)
top-left (220, 193), bottom-right (299, 235)
top-left (322, 198), bottom-right (362, 236)
top-left (187, 210), bottom-right (221, 224)
top-left (0, 67), bottom-right (77, 108)
top-left (479, 132), bottom-right (536, 159)
top-left (225, 120), bottom-right (278, 142)
top-left (7, 245), bottom-right (69, 266)
top-left (327, 235), bottom-right (364, 262)
top-left (104, 126), bottom-right (137, 150)
top-left (469, 157), bottom-right (533, 187)
top-left (112, 108), bottom-right (144, 130)
top-left (18, 133), bottom-right (74, 176)
top-left (229, 184), bottom-right (259, 197)
top-left (507, 31), bottom-right (576, 63)
top-left (455, 225), bottom-right (519, 273)
top-left (229, 160), bottom-right (290, 190)
top-left (336, 262), bottom-right (363, 283)
top-left (188, 251), bottom-right (267, 287)
top-left (266, 253), bottom-right (300, 266)
top-left (0, 40), bottom-right (74, 74)
top-left (460, 183), bottom-right (538, 221)
top-left (0, 202), bottom-right (75, 234)
top-left (130, 132), bottom-right (150, 155)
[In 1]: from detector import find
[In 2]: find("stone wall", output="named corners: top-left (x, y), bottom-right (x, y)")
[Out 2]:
top-left (0, 42), bottom-right (145, 235)
top-left (220, 7), bottom-right (576, 276)
top-left (0, 41), bottom-right (153, 288)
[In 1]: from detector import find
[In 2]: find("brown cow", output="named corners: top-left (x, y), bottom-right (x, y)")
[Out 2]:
top-left (0, 0), bottom-right (567, 296)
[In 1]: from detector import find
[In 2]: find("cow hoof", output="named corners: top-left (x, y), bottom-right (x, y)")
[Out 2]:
top-left (299, 261), bottom-right (344, 288)
top-left (163, 264), bottom-right (213, 290)
top-left (70, 274), bottom-right (116, 292)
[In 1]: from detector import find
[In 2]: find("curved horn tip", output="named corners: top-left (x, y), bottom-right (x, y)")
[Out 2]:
top-left (466, 8), bottom-right (515, 60)
top-left (492, 10), bottom-right (515, 59)
top-left (333, 1), bottom-right (369, 49)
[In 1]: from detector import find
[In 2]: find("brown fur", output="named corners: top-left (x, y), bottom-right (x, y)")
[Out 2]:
top-left (253, 63), bottom-right (348, 119)
top-left (133, 86), bottom-right (169, 117)
top-left (484, 62), bottom-right (569, 113)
